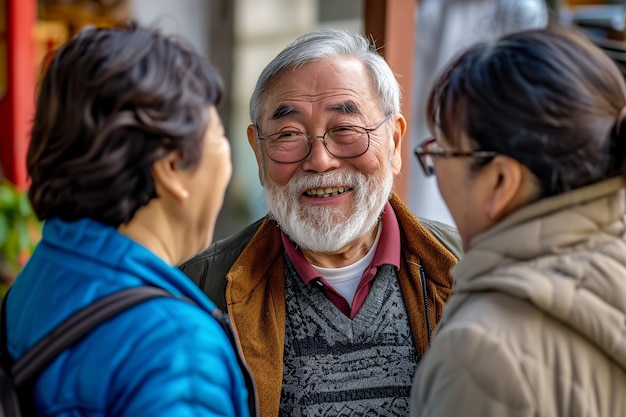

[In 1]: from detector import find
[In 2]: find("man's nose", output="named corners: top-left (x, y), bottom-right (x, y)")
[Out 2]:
top-left (301, 135), bottom-right (341, 172)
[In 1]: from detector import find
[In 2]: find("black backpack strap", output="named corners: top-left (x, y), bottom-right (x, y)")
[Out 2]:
top-left (1, 290), bottom-right (12, 367)
top-left (2, 286), bottom-right (258, 416)
top-left (11, 286), bottom-right (174, 386)
top-left (0, 290), bottom-right (20, 417)
top-left (3, 286), bottom-right (177, 416)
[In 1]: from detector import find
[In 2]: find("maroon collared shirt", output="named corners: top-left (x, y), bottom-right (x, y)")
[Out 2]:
top-left (281, 201), bottom-right (401, 319)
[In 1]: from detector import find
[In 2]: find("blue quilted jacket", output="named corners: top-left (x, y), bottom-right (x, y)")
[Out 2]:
top-left (5, 218), bottom-right (254, 416)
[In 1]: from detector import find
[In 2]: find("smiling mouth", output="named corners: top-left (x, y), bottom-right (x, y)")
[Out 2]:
top-left (305, 187), bottom-right (352, 198)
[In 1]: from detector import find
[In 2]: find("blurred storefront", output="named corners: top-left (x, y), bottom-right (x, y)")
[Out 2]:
top-left (0, 0), bottom-right (132, 190)
top-left (0, 0), bottom-right (624, 239)
top-left (0, 0), bottom-right (413, 240)
top-left (410, 0), bottom-right (625, 225)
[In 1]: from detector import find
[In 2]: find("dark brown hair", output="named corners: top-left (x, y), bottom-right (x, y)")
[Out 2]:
top-left (28, 23), bottom-right (223, 226)
top-left (427, 25), bottom-right (626, 197)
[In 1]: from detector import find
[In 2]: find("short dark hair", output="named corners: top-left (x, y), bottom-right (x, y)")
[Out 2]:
top-left (28, 23), bottom-right (223, 226)
top-left (427, 25), bottom-right (626, 198)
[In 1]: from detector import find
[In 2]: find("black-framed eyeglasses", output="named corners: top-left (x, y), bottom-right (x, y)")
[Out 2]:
top-left (256, 114), bottom-right (392, 164)
top-left (414, 137), bottom-right (498, 177)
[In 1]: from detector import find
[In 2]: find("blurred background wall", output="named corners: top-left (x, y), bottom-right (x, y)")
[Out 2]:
top-left (0, 0), bottom-right (624, 272)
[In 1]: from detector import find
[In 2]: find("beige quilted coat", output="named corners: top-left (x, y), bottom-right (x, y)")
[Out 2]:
top-left (411, 177), bottom-right (626, 417)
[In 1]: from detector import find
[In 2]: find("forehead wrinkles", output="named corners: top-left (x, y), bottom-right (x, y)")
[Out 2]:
top-left (272, 87), bottom-right (363, 102)
top-left (261, 60), bottom-right (378, 121)
top-left (265, 90), bottom-right (366, 120)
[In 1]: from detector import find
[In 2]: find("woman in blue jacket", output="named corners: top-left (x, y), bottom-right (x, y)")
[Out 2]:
top-left (5, 23), bottom-right (256, 416)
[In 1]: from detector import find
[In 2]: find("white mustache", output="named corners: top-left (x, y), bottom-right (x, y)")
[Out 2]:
top-left (264, 168), bottom-right (393, 253)
top-left (287, 170), bottom-right (357, 196)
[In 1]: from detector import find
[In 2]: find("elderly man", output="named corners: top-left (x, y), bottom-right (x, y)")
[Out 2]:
top-left (180, 28), bottom-right (461, 417)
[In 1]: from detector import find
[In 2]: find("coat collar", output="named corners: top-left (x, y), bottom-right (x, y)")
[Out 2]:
top-left (456, 177), bottom-right (626, 281)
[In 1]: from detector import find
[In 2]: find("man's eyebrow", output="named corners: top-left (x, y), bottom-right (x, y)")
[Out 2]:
top-left (328, 102), bottom-right (361, 114)
top-left (269, 102), bottom-right (361, 120)
top-left (270, 106), bottom-right (299, 120)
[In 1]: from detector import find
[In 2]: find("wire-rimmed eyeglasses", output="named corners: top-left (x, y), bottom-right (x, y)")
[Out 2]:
top-left (256, 114), bottom-right (392, 164)
top-left (414, 137), bottom-right (498, 177)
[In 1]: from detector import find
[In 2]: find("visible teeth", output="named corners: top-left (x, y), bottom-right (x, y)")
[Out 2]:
top-left (305, 187), bottom-right (350, 198)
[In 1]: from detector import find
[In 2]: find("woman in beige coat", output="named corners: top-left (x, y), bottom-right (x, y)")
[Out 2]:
top-left (411, 26), bottom-right (626, 417)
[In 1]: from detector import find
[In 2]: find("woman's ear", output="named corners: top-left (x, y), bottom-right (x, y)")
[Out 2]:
top-left (483, 155), bottom-right (529, 220)
top-left (151, 151), bottom-right (190, 201)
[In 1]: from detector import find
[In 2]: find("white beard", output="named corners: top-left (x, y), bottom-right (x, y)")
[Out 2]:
top-left (264, 168), bottom-right (394, 253)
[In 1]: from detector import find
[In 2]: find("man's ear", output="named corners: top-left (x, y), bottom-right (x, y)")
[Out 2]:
top-left (151, 151), bottom-right (190, 201)
top-left (483, 155), bottom-right (527, 220)
top-left (391, 113), bottom-right (406, 175)
top-left (247, 124), bottom-right (266, 186)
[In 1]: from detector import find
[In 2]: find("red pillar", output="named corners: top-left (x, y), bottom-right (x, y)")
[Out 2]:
top-left (364, 0), bottom-right (417, 202)
top-left (0, 0), bottom-right (36, 189)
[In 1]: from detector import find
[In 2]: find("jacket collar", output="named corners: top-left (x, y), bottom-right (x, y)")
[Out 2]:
top-left (456, 177), bottom-right (626, 281)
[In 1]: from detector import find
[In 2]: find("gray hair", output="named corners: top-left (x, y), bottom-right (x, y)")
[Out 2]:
top-left (249, 28), bottom-right (401, 125)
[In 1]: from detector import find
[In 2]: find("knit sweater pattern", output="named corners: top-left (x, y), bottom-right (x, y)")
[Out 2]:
top-left (280, 256), bottom-right (417, 416)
